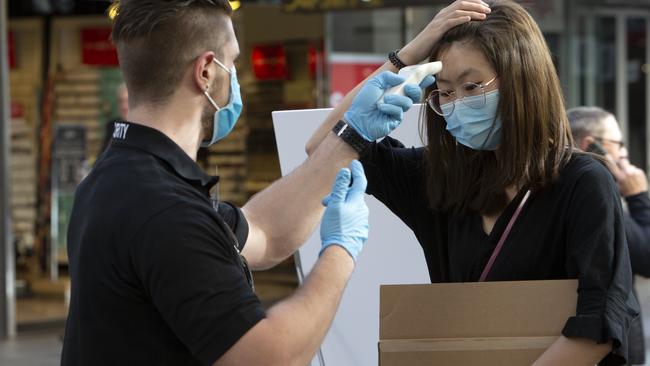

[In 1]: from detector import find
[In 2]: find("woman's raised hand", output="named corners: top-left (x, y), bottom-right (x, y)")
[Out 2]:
top-left (399, 0), bottom-right (491, 65)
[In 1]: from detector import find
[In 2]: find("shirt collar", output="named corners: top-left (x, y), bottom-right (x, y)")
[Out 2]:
top-left (109, 121), bottom-right (219, 190)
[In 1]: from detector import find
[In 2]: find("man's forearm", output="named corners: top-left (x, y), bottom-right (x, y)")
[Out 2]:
top-left (242, 133), bottom-right (358, 269)
top-left (214, 246), bottom-right (354, 366)
top-left (265, 246), bottom-right (354, 364)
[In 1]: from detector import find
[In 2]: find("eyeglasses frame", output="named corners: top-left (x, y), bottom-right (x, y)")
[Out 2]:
top-left (427, 76), bottom-right (499, 117)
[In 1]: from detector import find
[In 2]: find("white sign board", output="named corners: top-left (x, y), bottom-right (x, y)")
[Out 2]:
top-left (272, 104), bottom-right (430, 366)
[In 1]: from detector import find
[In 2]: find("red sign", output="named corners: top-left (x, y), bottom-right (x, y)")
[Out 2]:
top-left (81, 28), bottom-right (119, 66)
top-left (8, 31), bottom-right (15, 69)
top-left (252, 44), bottom-right (288, 80)
top-left (329, 55), bottom-right (384, 107)
top-left (11, 101), bottom-right (24, 118)
top-left (308, 43), bottom-right (325, 80)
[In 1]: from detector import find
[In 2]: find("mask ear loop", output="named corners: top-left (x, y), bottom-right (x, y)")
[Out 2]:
top-left (480, 117), bottom-right (499, 150)
top-left (479, 90), bottom-right (499, 151)
top-left (204, 86), bottom-right (221, 111)
top-left (213, 58), bottom-right (232, 74)
top-left (202, 85), bottom-right (220, 146)
top-left (204, 58), bottom-right (233, 111)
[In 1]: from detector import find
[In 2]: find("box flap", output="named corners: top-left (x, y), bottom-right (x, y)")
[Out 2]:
top-left (379, 280), bottom-right (577, 340)
top-left (379, 336), bottom-right (557, 352)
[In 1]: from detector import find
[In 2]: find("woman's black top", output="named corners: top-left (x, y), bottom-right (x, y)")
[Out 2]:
top-left (361, 137), bottom-right (639, 365)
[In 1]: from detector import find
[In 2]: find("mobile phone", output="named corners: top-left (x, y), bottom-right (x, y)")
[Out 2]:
top-left (586, 141), bottom-right (607, 156)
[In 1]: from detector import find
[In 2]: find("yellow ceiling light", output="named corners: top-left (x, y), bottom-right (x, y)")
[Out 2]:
top-left (108, 2), bottom-right (120, 21)
top-left (229, 0), bottom-right (241, 11)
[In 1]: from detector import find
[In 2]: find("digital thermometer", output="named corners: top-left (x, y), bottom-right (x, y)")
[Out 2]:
top-left (380, 61), bottom-right (442, 102)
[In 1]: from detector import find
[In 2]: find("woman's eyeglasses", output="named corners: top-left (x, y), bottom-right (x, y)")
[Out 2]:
top-left (426, 76), bottom-right (498, 117)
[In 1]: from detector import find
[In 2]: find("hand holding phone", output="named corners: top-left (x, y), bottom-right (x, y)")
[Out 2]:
top-left (586, 141), bottom-right (607, 156)
top-left (616, 158), bottom-right (648, 197)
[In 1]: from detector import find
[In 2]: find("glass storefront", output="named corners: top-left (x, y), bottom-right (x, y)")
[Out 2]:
top-left (325, 1), bottom-right (650, 171)
top-left (571, 7), bottom-right (650, 170)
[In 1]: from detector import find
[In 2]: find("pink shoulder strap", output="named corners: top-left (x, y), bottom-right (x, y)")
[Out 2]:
top-left (479, 190), bottom-right (532, 282)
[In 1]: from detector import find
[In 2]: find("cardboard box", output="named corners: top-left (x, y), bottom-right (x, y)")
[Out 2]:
top-left (379, 279), bottom-right (578, 365)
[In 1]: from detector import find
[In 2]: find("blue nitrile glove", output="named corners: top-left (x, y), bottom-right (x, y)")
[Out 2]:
top-left (320, 160), bottom-right (369, 262)
top-left (343, 71), bottom-right (436, 142)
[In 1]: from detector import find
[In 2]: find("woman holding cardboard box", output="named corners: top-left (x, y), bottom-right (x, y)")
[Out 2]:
top-left (306, 0), bottom-right (639, 364)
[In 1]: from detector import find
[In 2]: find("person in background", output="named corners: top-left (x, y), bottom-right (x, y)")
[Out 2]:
top-left (569, 106), bottom-right (650, 365)
top-left (100, 82), bottom-right (129, 152)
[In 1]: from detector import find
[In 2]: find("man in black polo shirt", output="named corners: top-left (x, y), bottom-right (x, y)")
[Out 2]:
top-left (60, 0), bottom-right (430, 365)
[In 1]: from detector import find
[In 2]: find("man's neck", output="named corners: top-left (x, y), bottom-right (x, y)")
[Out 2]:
top-left (126, 101), bottom-right (204, 161)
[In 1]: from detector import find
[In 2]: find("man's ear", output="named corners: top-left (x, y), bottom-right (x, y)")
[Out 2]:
top-left (578, 135), bottom-right (595, 151)
top-left (193, 52), bottom-right (216, 93)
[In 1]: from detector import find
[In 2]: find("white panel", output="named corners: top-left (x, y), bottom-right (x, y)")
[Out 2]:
top-left (273, 104), bottom-right (430, 366)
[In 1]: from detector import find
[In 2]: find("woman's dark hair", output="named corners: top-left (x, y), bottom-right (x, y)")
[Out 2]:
top-left (423, 0), bottom-right (573, 215)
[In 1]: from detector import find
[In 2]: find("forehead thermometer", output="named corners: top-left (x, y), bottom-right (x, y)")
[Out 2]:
top-left (380, 61), bottom-right (442, 102)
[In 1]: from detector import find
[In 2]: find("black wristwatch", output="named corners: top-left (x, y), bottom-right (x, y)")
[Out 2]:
top-left (332, 120), bottom-right (371, 155)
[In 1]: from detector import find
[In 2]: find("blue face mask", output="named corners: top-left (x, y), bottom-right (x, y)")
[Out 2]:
top-left (442, 89), bottom-right (502, 151)
top-left (202, 59), bottom-right (243, 147)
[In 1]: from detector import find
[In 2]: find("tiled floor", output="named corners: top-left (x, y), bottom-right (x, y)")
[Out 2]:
top-left (0, 330), bottom-right (63, 366)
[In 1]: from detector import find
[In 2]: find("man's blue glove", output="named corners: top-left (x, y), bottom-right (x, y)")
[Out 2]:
top-left (343, 71), bottom-right (435, 142)
top-left (320, 160), bottom-right (369, 262)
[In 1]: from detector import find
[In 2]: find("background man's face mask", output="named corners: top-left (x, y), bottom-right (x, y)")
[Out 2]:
top-left (202, 58), bottom-right (243, 147)
top-left (442, 89), bottom-right (502, 151)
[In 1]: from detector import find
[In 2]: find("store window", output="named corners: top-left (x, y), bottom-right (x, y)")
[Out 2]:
top-left (330, 9), bottom-right (403, 53)
top-left (627, 17), bottom-right (647, 170)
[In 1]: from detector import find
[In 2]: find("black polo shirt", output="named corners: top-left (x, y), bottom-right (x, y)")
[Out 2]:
top-left (61, 122), bottom-right (265, 366)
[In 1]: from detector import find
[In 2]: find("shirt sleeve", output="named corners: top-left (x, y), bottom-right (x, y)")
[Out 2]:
top-left (361, 136), bottom-right (427, 231)
top-left (624, 192), bottom-right (650, 277)
top-left (562, 160), bottom-right (640, 365)
top-left (216, 201), bottom-right (250, 252)
top-left (132, 202), bottom-right (266, 366)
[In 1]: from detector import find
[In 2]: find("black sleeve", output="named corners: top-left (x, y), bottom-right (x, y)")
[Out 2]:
top-left (360, 137), bottom-right (428, 231)
top-left (624, 192), bottom-right (650, 277)
top-left (133, 203), bottom-right (265, 366)
top-left (562, 162), bottom-right (639, 365)
top-left (216, 201), bottom-right (249, 251)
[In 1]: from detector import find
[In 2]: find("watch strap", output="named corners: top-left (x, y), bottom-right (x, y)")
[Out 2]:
top-left (332, 120), bottom-right (371, 155)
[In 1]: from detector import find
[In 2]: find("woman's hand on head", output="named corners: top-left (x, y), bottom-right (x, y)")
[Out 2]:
top-left (400, 0), bottom-right (491, 65)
